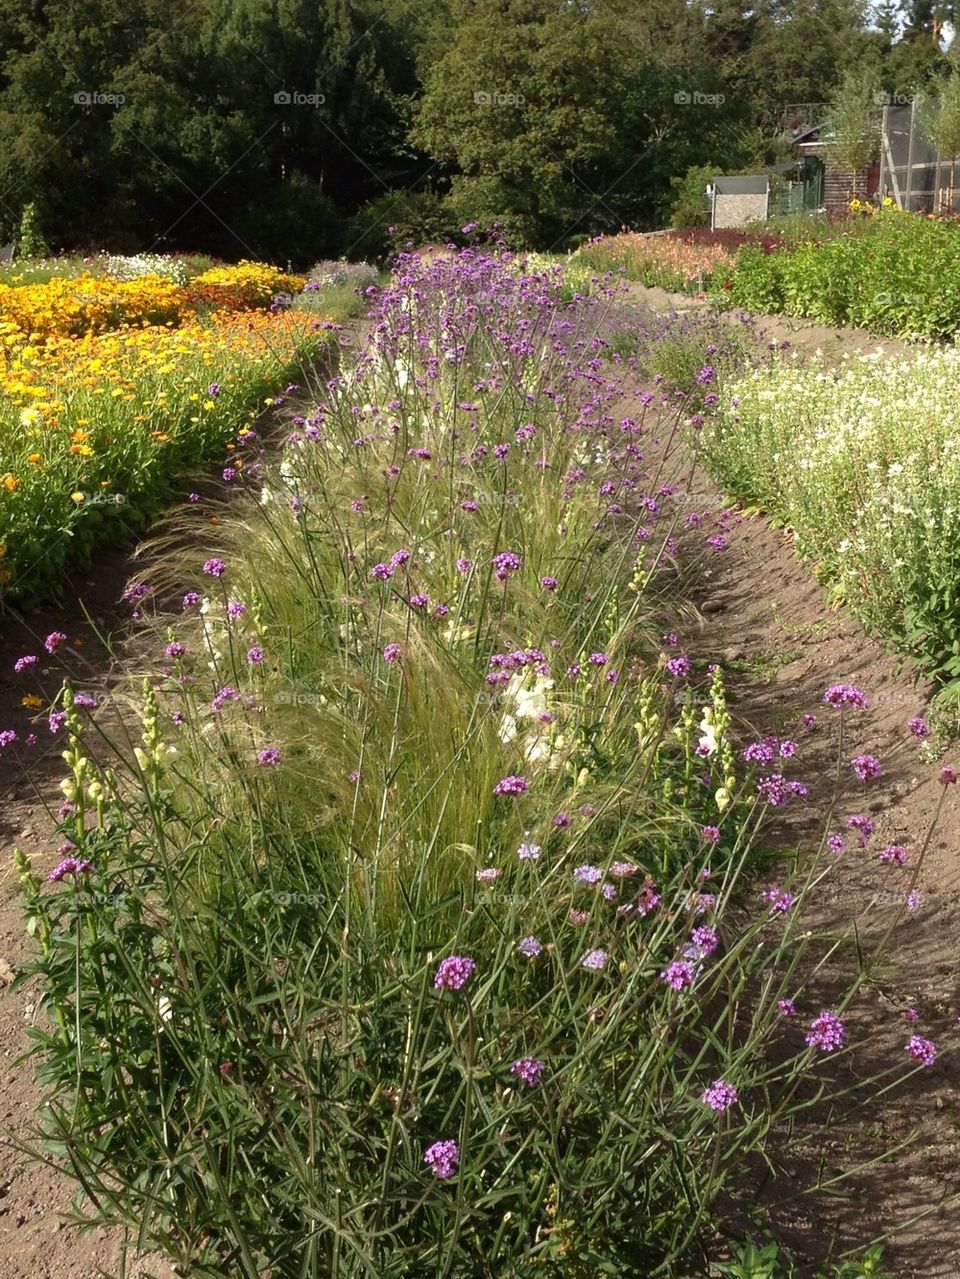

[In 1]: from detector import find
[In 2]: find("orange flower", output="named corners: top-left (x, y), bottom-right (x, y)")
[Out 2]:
top-left (2, 473), bottom-right (20, 492)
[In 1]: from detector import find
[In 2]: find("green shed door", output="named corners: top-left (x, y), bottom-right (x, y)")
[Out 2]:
top-left (803, 158), bottom-right (824, 210)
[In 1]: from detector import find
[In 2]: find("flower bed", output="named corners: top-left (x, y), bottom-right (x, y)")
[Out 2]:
top-left (573, 230), bottom-right (735, 292)
top-left (701, 347), bottom-right (960, 684)
top-left (7, 250), bottom-right (931, 1277)
top-left (0, 260), bottom-right (306, 339)
top-left (0, 310), bottom-right (333, 604)
top-left (720, 208), bottom-right (960, 338)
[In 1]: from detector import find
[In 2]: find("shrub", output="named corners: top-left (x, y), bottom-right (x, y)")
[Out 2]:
top-left (667, 163), bottom-right (717, 229)
top-left (722, 207), bottom-right (960, 338)
top-left (345, 189), bottom-right (455, 260)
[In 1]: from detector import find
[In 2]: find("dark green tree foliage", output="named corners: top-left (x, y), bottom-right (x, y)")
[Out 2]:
top-left (0, 0), bottom-right (415, 260)
top-left (0, 0), bottom-right (952, 255)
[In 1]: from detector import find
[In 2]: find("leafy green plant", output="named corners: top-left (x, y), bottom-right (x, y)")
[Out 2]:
top-left (17, 201), bottom-right (49, 258)
top-left (714, 1238), bottom-right (792, 1279)
top-left (713, 1239), bottom-right (895, 1279)
top-left (723, 209), bottom-right (960, 340)
top-left (345, 189), bottom-right (456, 260)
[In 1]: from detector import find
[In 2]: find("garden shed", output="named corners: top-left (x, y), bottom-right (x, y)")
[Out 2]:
top-left (707, 175), bottom-right (769, 230)
top-left (791, 122), bottom-right (879, 209)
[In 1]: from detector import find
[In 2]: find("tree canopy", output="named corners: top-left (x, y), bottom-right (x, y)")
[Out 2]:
top-left (0, 0), bottom-right (951, 257)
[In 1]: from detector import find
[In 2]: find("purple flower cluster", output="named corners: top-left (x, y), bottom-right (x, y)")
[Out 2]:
top-left (510, 1057), bottom-right (544, 1086)
top-left (48, 856), bottom-right (93, 882)
top-left (905, 1035), bottom-right (937, 1067)
top-left (423, 1139), bottom-right (459, 1179)
top-left (491, 550), bottom-right (522, 581)
top-left (701, 1079), bottom-right (738, 1112)
top-left (851, 753), bottom-right (883, 782)
top-left (822, 683), bottom-right (868, 710)
top-left (805, 1011), bottom-right (846, 1053)
top-left (434, 955), bottom-right (476, 991)
top-left (493, 775), bottom-right (528, 797)
top-left (661, 960), bottom-right (694, 991)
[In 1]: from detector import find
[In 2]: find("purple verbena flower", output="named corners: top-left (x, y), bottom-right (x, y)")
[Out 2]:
top-left (48, 857), bottom-right (93, 883)
top-left (510, 1057), bottom-right (544, 1086)
top-left (851, 753), bottom-right (883, 782)
top-left (701, 1079), bottom-right (738, 1112)
top-left (691, 925), bottom-right (719, 956)
top-left (905, 1035), bottom-right (937, 1067)
top-left (424, 1139), bottom-right (459, 1179)
top-left (822, 683), bottom-right (868, 710)
top-left (805, 1011), bottom-right (846, 1053)
top-left (494, 775), bottom-right (528, 797)
top-left (762, 887), bottom-right (794, 915)
top-left (434, 955), bottom-right (476, 991)
top-left (661, 960), bottom-right (694, 991)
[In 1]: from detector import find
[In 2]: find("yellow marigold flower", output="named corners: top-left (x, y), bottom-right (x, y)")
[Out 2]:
top-left (2, 473), bottom-right (20, 492)
top-left (21, 694), bottom-right (43, 708)
top-left (70, 491), bottom-right (86, 503)
top-left (26, 453), bottom-right (42, 465)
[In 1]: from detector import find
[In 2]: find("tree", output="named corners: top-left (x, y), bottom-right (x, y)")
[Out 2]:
top-left (822, 65), bottom-right (882, 196)
top-left (411, 0), bottom-right (626, 245)
top-left (915, 53), bottom-right (960, 205)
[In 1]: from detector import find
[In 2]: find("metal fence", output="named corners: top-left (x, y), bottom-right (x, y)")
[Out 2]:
top-left (880, 101), bottom-right (960, 214)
